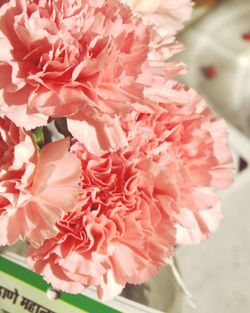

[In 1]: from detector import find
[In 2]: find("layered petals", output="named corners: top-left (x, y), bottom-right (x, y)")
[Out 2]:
top-left (0, 117), bottom-right (81, 246)
top-left (0, 0), bottom-right (184, 154)
top-left (122, 84), bottom-right (233, 244)
top-left (27, 143), bottom-right (176, 299)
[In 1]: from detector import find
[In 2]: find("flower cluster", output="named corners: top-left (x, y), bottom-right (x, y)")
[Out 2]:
top-left (0, 0), bottom-right (233, 300)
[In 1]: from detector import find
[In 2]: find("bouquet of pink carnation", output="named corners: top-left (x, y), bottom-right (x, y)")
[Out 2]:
top-left (0, 0), bottom-right (233, 300)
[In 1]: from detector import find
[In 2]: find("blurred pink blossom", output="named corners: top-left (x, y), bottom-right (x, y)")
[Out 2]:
top-left (124, 0), bottom-right (193, 38)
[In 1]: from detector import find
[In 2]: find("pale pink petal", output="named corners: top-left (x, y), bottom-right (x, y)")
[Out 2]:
top-left (97, 270), bottom-right (124, 301)
top-left (4, 105), bottom-right (48, 130)
top-left (0, 119), bottom-right (81, 246)
top-left (176, 189), bottom-right (223, 245)
top-left (67, 115), bottom-right (128, 155)
top-left (124, 0), bottom-right (193, 37)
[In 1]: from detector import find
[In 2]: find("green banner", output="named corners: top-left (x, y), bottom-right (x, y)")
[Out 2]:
top-left (0, 256), bottom-right (121, 313)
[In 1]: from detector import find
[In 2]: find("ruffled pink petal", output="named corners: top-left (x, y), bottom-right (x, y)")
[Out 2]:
top-left (145, 0), bottom-right (193, 37)
top-left (4, 105), bottom-right (48, 130)
top-left (67, 114), bottom-right (128, 155)
top-left (27, 255), bottom-right (86, 294)
top-left (124, 0), bottom-right (193, 37)
top-left (176, 189), bottom-right (222, 245)
top-left (0, 127), bottom-right (81, 246)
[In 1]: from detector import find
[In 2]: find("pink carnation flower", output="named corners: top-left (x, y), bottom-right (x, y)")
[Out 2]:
top-left (0, 0), bottom-right (171, 155)
top-left (122, 83), bottom-right (233, 244)
top-left (0, 117), bottom-right (81, 246)
top-left (124, 0), bottom-right (193, 38)
top-left (27, 143), bottom-right (176, 299)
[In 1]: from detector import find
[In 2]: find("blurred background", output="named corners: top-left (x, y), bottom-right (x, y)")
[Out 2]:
top-left (175, 0), bottom-right (250, 312)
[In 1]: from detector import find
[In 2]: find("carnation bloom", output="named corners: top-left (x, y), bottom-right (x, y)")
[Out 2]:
top-left (0, 0), bottom-right (176, 155)
top-left (27, 143), bottom-right (176, 299)
top-left (0, 117), bottom-right (81, 246)
top-left (121, 83), bottom-right (233, 244)
top-left (124, 0), bottom-right (193, 38)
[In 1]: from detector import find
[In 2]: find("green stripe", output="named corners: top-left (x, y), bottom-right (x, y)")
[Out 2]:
top-left (0, 256), bottom-right (121, 313)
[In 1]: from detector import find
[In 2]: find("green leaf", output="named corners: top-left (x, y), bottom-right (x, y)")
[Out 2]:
top-left (32, 127), bottom-right (45, 148)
